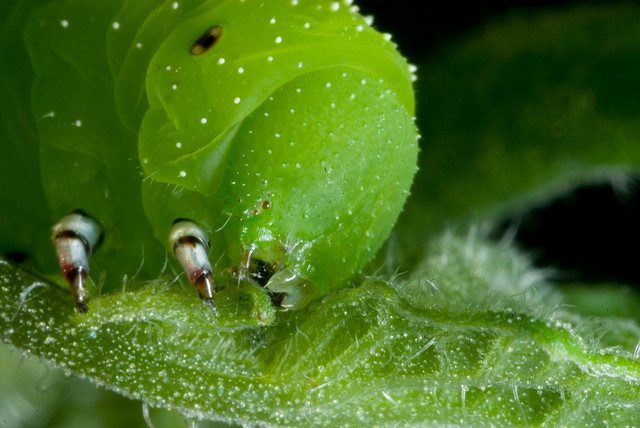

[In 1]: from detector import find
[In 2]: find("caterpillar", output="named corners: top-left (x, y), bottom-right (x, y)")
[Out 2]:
top-left (0, 0), bottom-right (418, 312)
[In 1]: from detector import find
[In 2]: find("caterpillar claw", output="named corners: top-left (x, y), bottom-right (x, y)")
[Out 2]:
top-left (195, 272), bottom-right (216, 310)
top-left (58, 258), bottom-right (90, 313)
top-left (170, 221), bottom-right (216, 307)
top-left (69, 268), bottom-right (89, 313)
top-left (51, 213), bottom-right (101, 313)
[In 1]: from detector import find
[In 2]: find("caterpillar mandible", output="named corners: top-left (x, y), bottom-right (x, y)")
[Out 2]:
top-left (0, 0), bottom-right (418, 312)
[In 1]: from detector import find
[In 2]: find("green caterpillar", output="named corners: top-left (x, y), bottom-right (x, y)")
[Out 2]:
top-left (0, 0), bottom-right (418, 311)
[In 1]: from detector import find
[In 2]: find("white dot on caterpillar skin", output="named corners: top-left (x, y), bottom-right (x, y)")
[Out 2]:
top-left (355, 25), bottom-right (363, 32)
top-left (171, 83), bottom-right (178, 90)
top-left (297, 62), bottom-right (303, 68)
top-left (112, 21), bottom-right (120, 30)
top-left (295, 163), bottom-right (301, 169)
top-left (330, 2), bottom-right (340, 12)
top-left (275, 36), bottom-right (282, 44)
top-left (74, 119), bottom-right (82, 127)
top-left (383, 33), bottom-right (392, 41)
top-left (176, 142), bottom-right (182, 148)
top-left (274, 133), bottom-right (281, 138)
top-left (290, 109), bottom-right (295, 114)
top-left (135, 42), bottom-right (143, 49)
top-left (330, 102), bottom-right (336, 108)
top-left (296, 88), bottom-right (302, 93)
top-left (270, 17), bottom-right (276, 24)
top-left (217, 57), bottom-right (226, 65)
top-left (361, 78), bottom-right (367, 85)
top-left (325, 82), bottom-right (332, 88)
top-left (234, 97), bottom-right (241, 104)
top-left (179, 171), bottom-right (187, 177)
top-left (43, 111), bottom-right (55, 118)
top-left (267, 56), bottom-right (274, 62)
top-left (166, 65), bottom-right (172, 71)
top-left (237, 66), bottom-right (245, 74)
top-left (303, 22), bottom-right (310, 29)
top-left (350, 93), bottom-right (356, 100)
top-left (200, 117), bottom-right (207, 124)
top-left (291, 0), bottom-right (298, 5)
top-left (172, 1), bottom-right (179, 9)
top-left (60, 20), bottom-right (69, 28)
top-left (364, 16), bottom-right (374, 25)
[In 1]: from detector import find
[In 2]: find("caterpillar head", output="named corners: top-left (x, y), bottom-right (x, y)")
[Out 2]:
top-left (134, 1), bottom-right (419, 307)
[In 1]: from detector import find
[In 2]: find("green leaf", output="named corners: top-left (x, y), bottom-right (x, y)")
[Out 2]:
top-left (401, 4), bottom-right (640, 252)
top-left (2, 231), bottom-right (639, 426)
top-left (0, 343), bottom-right (192, 428)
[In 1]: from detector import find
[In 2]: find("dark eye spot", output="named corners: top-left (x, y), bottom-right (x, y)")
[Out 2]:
top-left (190, 25), bottom-right (222, 56)
top-left (261, 200), bottom-right (271, 210)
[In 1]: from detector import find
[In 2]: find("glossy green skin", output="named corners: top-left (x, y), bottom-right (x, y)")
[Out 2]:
top-left (0, 0), bottom-right (418, 306)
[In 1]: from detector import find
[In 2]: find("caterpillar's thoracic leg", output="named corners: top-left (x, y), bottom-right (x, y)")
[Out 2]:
top-left (51, 213), bottom-right (102, 313)
top-left (169, 221), bottom-right (215, 307)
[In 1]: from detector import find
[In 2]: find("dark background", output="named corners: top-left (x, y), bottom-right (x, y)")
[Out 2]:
top-left (356, 0), bottom-right (640, 288)
top-left (357, 0), bottom-right (608, 59)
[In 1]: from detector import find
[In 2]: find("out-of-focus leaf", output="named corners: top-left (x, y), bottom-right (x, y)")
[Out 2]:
top-left (400, 4), bottom-right (640, 257)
